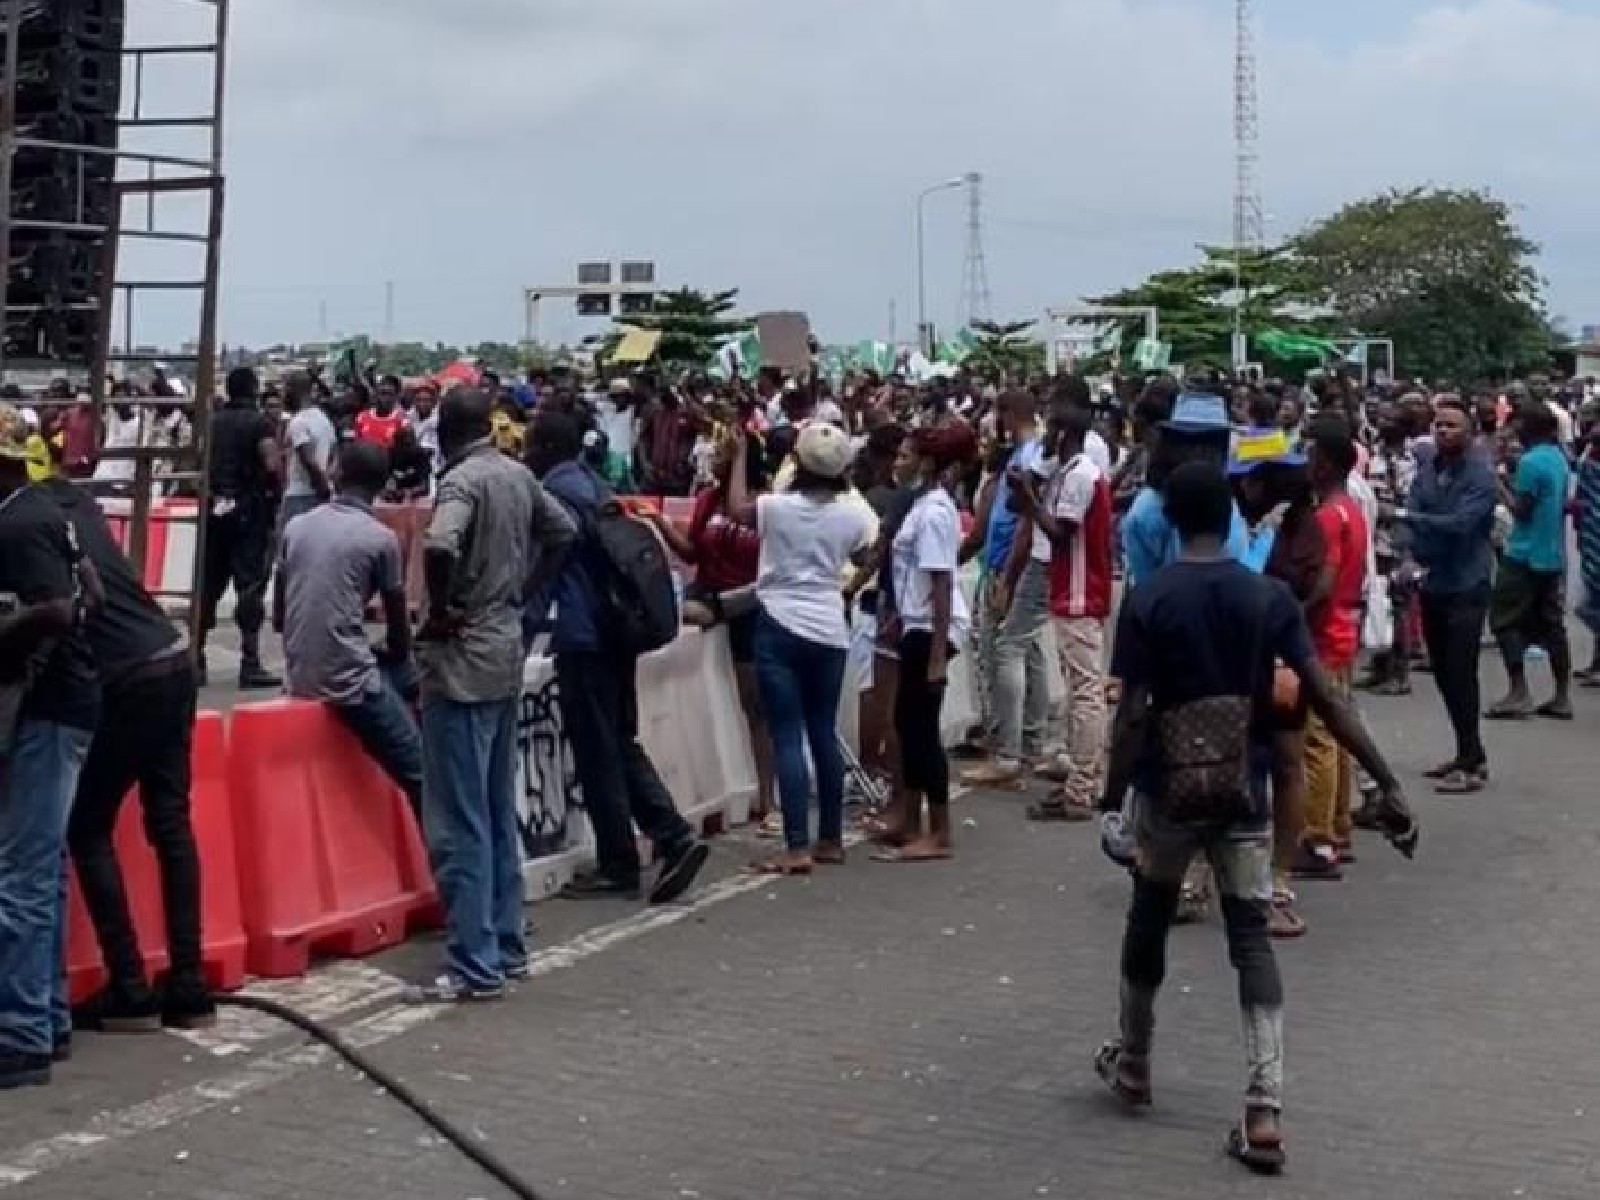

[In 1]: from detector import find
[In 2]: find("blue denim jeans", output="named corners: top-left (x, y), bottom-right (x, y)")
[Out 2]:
top-left (0, 720), bottom-right (94, 1055)
top-left (753, 609), bottom-right (847, 852)
top-left (335, 666), bottom-right (424, 818)
top-left (420, 695), bottom-right (525, 990)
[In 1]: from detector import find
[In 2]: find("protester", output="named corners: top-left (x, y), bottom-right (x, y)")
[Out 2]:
top-left (1486, 402), bottom-right (1573, 720)
top-left (871, 423), bottom-right (976, 862)
top-left (199, 367), bottom-right (282, 689)
top-left (1358, 403), bottom-right (1419, 694)
top-left (277, 441), bottom-right (424, 816)
top-left (37, 476), bottom-right (213, 1034)
top-left (0, 405), bottom-right (100, 1089)
top-left (407, 388), bottom-right (575, 1002)
top-left (525, 411), bottom-right (711, 905)
top-left (963, 389), bottom-right (1047, 789)
top-left (1093, 460), bottom-right (1416, 1173)
top-left (1395, 397), bottom-right (1497, 792)
top-left (280, 371), bottom-right (336, 531)
top-left (644, 425), bottom-right (775, 819)
top-left (1573, 423), bottom-right (1600, 686)
top-left (733, 422), bottom-right (875, 874)
top-left (1012, 405), bottom-right (1114, 821)
top-left (1293, 418), bottom-right (1369, 879)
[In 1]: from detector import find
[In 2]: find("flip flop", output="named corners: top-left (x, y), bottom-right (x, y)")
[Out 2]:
top-left (1226, 1123), bottom-right (1286, 1174)
top-left (869, 844), bottom-right (953, 863)
top-left (1535, 701), bottom-right (1575, 720)
top-left (1484, 702), bottom-right (1534, 720)
top-left (747, 857), bottom-right (812, 877)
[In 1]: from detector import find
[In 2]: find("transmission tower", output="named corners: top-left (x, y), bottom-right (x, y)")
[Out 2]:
top-left (960, 171), bottom-right (993, 327)
top-left (1231, 0), bottom-right (1264, 368)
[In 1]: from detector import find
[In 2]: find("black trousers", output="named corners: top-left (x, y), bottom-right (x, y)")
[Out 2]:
top-left (68, 660), bottom-right (204, 988)
top-left (895, 631), bottom-right (950, 807)
top-left (555, 650), bottom-right (692, 884)
top-left (201, 507), bottom-right (269, 637)
top-left (1420, 588), bottom-right (1489, 768)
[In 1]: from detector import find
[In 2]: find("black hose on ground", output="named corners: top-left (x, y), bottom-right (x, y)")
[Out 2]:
top-left (214, 993), bottom-right (551, 1200)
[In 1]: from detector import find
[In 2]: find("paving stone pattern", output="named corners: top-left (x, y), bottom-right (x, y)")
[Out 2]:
top-left (5, 656), bottom-right (1598, 1200)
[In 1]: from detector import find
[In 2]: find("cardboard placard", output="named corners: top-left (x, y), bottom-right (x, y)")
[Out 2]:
top-left (756, 312), bottom-right (812, 374)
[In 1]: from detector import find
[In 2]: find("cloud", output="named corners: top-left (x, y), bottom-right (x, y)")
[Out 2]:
top-left (125, 0), bottom-right (1599, 347)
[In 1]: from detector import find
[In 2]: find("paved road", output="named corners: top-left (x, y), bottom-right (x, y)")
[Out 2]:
top-left (4, 647), bottom-right (1596, 1200)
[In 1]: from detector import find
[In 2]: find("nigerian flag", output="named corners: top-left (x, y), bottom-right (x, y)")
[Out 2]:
top-left (708, 330), bottom-right (762, 379)
top-left (1255, 328), bottom-right (1338, 361)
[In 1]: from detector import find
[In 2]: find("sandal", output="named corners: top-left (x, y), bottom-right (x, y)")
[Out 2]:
top-left (1268, 899), bottom-right (1307, 939)
top-left (756, 812), bottom-right (785, 839)
top-left (1226, 1108), bottom-right (1286, 1174)
top-left (1433, 768), bottom-right (1484, 796)
top-left (1535, 699), bottom-right (1575, 721)
top-left (1484, 700), bottom-right (1534, 720)
top-left (1094, 1041), bottom-right (1152, 1107)
top-left (812, 842), bottom-right (846, 865)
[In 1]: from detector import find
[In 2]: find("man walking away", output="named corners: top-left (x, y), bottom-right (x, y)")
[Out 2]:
top-left (43, 477), bottom-right (214, 1034)
top-left (1396, 397), bottom-right (1498, 793)
top-left (280, 370), bottom-right (336, 532)
top-left (1093, 461), bottom-right (1416, 1172)
top-left (0, 405), bottom-right (100, 1089)
top-left (1486, 402), bottom-right (1573, 720)
top-left (407, 389), bottom-right (575, 1003)
top-left (525, 411), bottom-right (711, 905)
top-left (276, 441), bottom-right (424, 816)
top-left (200, 367), bottom-right (282, 689)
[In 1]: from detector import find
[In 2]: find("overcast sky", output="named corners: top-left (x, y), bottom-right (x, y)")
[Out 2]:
top-left (126, 0), bottom-right (1599, 350)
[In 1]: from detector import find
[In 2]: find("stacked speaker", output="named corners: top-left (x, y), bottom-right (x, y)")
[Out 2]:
top-left (4, 0), bottom-right (124, 364)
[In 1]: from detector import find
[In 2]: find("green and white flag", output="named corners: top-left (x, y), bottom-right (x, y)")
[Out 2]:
top-left (1133, 338), bottom-right (1171, 371)
top-left (1098, 324), bottom-right (1125, 355)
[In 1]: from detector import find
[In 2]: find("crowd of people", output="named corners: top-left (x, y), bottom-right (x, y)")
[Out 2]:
top-left (3, 351), bottom-right (1598, 1177)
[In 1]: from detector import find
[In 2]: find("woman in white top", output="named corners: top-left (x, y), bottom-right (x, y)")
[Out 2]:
top-left (873, 423), bottom-right (978, 863)
top-left (728, 423), bottom-right (875, 875)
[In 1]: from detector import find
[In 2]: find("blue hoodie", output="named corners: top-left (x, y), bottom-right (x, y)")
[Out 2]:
top-left (531, 460), bottom-right (609, 653)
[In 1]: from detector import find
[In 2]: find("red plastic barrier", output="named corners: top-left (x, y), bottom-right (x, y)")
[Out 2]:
top-left (228, 699), bottom-right (436, 978)
top-left (65, 712), bottom-right (248, 1004)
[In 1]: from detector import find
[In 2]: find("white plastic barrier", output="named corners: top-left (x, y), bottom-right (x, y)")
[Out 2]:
top-left (509, 587), bottom-right (1067, 899)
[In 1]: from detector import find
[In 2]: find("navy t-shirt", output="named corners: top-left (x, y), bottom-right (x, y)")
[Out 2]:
top-left (1111, 558), bottom-right (1315, 822)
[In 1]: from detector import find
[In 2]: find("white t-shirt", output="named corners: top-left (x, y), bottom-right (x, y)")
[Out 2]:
top-left (92, 408), bottom-right (143, 482)
top-left (1084, 429), bottom-right (1112, 475)
top-left (892, 487), bottom-right (971, 648)
top-left (1031, 453), bottom-right (1102, 563)
top-left (285, 406), bottom-right (337, 498)
top-left (756, 491), bottom-right (875, 648)
top-left (594, 398), bottom-right (636, 461)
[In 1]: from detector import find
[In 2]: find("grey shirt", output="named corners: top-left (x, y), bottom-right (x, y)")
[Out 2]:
top-left (280, 498), bottom-right (404, 705)
top-left (420, 439), bottom-right (576, 704)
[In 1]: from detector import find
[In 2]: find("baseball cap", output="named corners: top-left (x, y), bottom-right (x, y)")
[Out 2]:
top-left (794, 421), bottom-right (853, 480)
top-left (0, 404), bottom-right (32, 461)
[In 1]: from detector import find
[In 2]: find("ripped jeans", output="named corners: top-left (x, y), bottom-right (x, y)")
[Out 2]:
top-left (1117, 806), bottom-right (1284, 1111)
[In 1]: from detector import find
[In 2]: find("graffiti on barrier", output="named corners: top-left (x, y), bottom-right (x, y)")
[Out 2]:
top-left (514, 676), bottom-right (582, 859)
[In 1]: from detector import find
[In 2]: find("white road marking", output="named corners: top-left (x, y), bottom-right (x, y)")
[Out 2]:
top-left (166, 962), bottom-right (411, 1057)
top-left (0, 867), bottom-right (779, 1189)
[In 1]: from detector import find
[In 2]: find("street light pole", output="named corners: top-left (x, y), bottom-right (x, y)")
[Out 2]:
top-left (916, 177), bottom-right (965, 356)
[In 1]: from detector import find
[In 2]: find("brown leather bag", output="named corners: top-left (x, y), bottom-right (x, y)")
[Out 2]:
top-left (1154, 694), bottom-right (1255, 826)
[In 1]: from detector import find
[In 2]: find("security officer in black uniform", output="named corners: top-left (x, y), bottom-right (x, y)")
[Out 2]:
top-left (200, 367), bottom-right (282, 689)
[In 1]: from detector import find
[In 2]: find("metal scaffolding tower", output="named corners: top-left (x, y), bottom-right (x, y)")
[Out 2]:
top-left (1231, 0), bottom-right (1263, 369)
top-left (0, 0), bottom-right (230, 642)
top-left (959, 171), bottom-right (992, 328)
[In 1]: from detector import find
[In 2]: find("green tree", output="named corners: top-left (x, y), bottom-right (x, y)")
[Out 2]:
top-left (620, 287), bottom-right (750, 368)
top-left (1086, 245), bottom-right (1325, 374)
top-left (966, 319), bottom-right (1045, 381)
top-left (1291, 188), bottom-right (1552, 380)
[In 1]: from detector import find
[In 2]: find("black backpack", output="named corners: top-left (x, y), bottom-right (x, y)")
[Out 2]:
top-left (584, 491), bottom-right (680, 656)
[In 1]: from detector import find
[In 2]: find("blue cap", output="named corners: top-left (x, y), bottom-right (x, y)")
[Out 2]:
top-left (1162, 392), bottom-right (1231, 434)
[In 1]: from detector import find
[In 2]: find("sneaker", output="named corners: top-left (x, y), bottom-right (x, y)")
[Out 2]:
top-left (0, 1050), bottom-right (52, 1090)
top-left (237, 662), bottom-right (283, 690)
top-left (558, 872), bottom-right (642, 901)
top-left (1098, 811), bottom-right (1138, 871)
top-left (1288, 843), bottom-right (1343, 881)
top-left (503, 958), bottom-right (532, 982)
top-left (161, 974), bottom-right (218, 1031)
top-left (73, 981), bottom-right (163, 1033)
top-left (402, 973), bottom-right (505, 1005)
top-left (649, 839), bottom-right (710, 906)
top-left (1227, 1106), bottom-right (1287, 1173)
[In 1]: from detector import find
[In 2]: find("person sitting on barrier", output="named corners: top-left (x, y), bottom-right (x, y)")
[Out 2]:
top-left (524, 410), bottom-right (712, 906)
top-left (37, 475), bottom-right (217, 1036)
top-left (408, 389), bottom-right (576, 1004)
top-left (0, 404), bottom-right (101, 1091)
top-left (275, 440), bottom-right (425, 818)
top-left (640, 424), bottom-right (776, 822)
